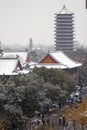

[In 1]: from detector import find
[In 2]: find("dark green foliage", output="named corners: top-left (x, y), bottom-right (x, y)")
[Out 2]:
top-left (21, 86), bottom-right (40, 117)
top-left (33, 67), bottom-right (74, 92)
top-left (67, 77), bottom-right (76, 96)
top-left (78, 58), bottom-right (87, 86)
top-left (30, 50), bottom-right (39, 62)
top-left (0, 67), bottom-right (76, 129)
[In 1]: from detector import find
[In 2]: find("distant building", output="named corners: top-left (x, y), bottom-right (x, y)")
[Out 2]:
top-left (29, 38), bottom-right (33, 52)
top-left (0, 41), bottom-right (3, 56)
top-left (54, 5), bottom-right (75, 51)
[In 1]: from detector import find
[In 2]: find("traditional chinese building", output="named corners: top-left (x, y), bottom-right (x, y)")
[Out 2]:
top-left (36, 51), bottom-right (81, 69)
top-left (34, 51), bottom-right (82, 80)
top-left (0, 42), bottom-right (35, 75)
top-left (54, 5), bottom-right (75, 51)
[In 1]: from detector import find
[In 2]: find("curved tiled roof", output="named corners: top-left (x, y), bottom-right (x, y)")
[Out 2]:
top-left (50, 51), bottom-right (82, 69)
top-left (37, 51), bottom-right (82, 69)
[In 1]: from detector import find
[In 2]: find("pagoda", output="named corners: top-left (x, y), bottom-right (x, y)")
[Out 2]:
top-left (54, 5), bottom-right (75, 51)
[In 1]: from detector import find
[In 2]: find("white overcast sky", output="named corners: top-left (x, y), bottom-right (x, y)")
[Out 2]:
top-left (0, 0), bottom-right (87, 46)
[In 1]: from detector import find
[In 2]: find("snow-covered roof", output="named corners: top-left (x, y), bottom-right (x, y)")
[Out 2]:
top-left (37, 51), bottom-right (82, 69)
top-left (0, 58), bottom-right (18, 75)
top-left (59, 5), bottom-right (72, 14)
top-left (2, 52), bottom-right (27, 65)
top-left (0, 57), bottom-right (30, 75)
top-left (50, 51), bottom-right (82, 69)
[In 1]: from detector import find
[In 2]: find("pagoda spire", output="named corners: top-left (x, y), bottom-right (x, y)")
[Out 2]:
top-left (59, 5), bottom-right (72, 14)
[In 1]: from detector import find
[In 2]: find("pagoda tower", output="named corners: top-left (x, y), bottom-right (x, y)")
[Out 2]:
top-left (29, 38), bottom-right (33, 52)
top-left (0, 41), bottom-right (3, 56)
top-left (54, 5), bottom-right (75, 51)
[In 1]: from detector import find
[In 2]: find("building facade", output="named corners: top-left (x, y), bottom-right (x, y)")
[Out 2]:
top-left (54, 5), bottom-right (75, 51)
